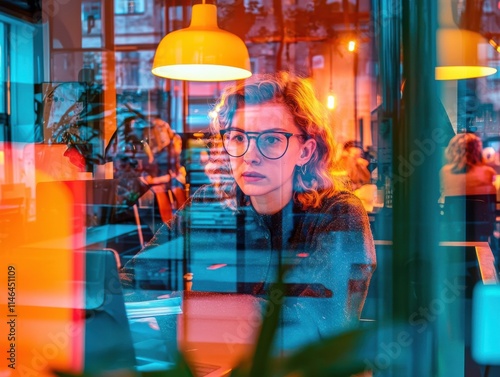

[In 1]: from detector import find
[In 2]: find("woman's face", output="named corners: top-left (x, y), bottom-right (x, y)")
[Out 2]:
top-left (228, 103), bottom-right (316, 214)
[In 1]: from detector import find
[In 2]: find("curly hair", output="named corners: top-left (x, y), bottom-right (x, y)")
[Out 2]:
top-left (204, 71), bottom-right (344, 210)
top-left (445, 132), bottom-right (484, 174)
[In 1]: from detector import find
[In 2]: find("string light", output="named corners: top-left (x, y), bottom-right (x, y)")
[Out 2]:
top-left (347, 40), bottom-right (356, 52)
top-left (327, 94), bottom-right (336, 110)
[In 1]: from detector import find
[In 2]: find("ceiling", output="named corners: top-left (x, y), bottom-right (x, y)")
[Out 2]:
top-left (0, 0), bottom-right (498, 48)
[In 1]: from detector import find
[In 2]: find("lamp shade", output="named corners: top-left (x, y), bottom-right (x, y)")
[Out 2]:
top-left (435, 28), bottom-right (497, 80)
top-left (152, 3), bottom-right (252, 82)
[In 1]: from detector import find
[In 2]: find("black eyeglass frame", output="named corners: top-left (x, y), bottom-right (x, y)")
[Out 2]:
top-left (219, 128), bottom-right (307, 160)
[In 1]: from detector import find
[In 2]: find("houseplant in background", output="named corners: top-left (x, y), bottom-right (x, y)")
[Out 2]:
top-left (42, 80), bottom-right (106, 173)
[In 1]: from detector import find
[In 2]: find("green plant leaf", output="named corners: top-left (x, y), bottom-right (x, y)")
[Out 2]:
top-left (246, 268), bottom-right (287, 377)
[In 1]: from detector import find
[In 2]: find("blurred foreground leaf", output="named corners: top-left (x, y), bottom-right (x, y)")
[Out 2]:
top-left (244, 268), bottom-right (286, 377)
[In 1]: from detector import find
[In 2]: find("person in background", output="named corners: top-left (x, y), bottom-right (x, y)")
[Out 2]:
top-left (440, 132), bottom-right (500, 253)
top-left (139, 122), bottom-right (187, 224)
top-left (482, 145), bottom-right (500, 177)
top-left (440, 132), bottom-right (498, 199)
top-left (337, 141), bottom-right (376, 212)
top-left (338, 140), bottom-right (372, 191)
top-left (123, 71), bottom-right (376, 353)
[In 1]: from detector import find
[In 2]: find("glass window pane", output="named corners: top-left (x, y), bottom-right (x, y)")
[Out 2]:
top-left (7, 0), bottom-right (500, 374)
top-left (81, 1), bottom-right (102, 48)
top-left (115, 0), bottom-right (146, 15)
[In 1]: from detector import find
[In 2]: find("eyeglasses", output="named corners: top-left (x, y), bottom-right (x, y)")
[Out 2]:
top-left (220, 128), bottom-right (306, 160)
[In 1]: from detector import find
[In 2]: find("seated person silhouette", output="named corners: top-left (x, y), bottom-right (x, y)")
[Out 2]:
top-left (440, 133), bottom-right (497, 241)
top-left (337, 141), bottom-right (375, 211)
top-left (338, 141), bottom-right (372, 191)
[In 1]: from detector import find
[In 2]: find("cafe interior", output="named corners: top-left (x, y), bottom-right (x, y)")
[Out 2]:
top-left (2, 0), bottom-right (500, 376)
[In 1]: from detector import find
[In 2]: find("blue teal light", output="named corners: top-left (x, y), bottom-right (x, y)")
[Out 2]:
top-left (472, 283), bottom-right (500, 365)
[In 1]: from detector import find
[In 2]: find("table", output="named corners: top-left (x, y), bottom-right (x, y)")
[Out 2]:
top-left (439, 241), bottom-right (498, 285)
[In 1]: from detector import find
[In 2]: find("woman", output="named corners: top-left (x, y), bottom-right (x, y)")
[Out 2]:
top-left (125, 72), bottom-right (376, 353)
top-left (440, 133), bottom-right (498, 242)
top-left (440, 132), bottom-right (497, 198)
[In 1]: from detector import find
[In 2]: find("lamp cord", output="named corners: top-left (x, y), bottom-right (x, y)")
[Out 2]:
top-left (329, 43), bottom-right (333, 91)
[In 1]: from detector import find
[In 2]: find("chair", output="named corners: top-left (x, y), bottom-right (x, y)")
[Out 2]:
top-left (442, 194), bottom-right (497, 242)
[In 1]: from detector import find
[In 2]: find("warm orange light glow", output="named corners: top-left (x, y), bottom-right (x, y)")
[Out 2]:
top-left (0, 175), bottom-right (86, 376)
top-left (327, 94), bottom-right (336, 109)
top-left (0, 150), bottom-right (4, 165)
top-left (347, 40), bottom-right (356, 52)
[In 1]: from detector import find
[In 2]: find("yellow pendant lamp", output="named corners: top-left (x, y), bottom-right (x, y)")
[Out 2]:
top-left (436, 28), bottom-right (497, 80)
top-left (152, 2), bottom-right (252, 82)
top-left (435, 0), bottom-right (497, 80)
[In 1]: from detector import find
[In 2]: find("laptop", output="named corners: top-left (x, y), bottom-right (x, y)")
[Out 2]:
top-left (84, 249), bottom-right (137, 372)
top-left (178, 291), bottom-right (262, 376)
top-left (124, 290), bottom-right (262, 376)
top-left (87, 249), bottom-right (252, 376)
